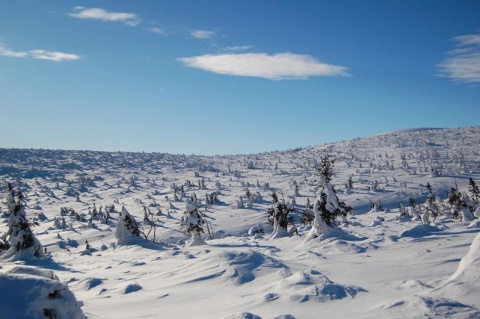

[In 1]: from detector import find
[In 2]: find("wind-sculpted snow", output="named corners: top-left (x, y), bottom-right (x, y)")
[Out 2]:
top-left (431, 233), bottom-right (480, 308)
top-left (70, 277), bottom-right (105, 291)
top-left (1, 126), bottom-right (480, 318)
top-left (400, 224), bottom-right (443, 238)
top-left (267, 269), bottom-right (366, 303)
top-left (377, 295), bottom-right (479, 319)
top-left (370, 233), bottom-right (480, 318)
top-left (161, 250), bottom-right (286, 286)
top-left (222, 312), bottom-right (264, 319)
top-left (221, 312), bottom-right (297, 319)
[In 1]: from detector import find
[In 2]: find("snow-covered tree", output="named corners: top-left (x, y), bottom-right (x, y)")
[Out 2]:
top-left (345, 176), bottom-right (353, 194)
top-left (181, 198), bottom-right (206, 246)
top-left (396, 203), bottom-right (410, 222)
top-left (306, 156), bottom-right (351, 239)
top-left (468, 177), bottom-right (479, 204)
top-left (293, 180), bottom-right (301, 197)
top-left (421, 183), bottom-right (438, 224)
top-left (1, 184), bottom-right (43, 260)
top-left (448, 187), bottom-right (464, 219)
top-left (268, 193), bottom-right (293, 239)
top-left (115, 206), bottom-right (141, 245)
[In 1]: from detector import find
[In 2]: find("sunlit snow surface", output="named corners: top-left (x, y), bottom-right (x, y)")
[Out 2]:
top-left (1, 127), bottom-right (479, 318)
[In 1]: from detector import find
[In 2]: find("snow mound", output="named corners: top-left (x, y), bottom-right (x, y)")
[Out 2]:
top-left (8, 265), bottom-right (59, 280)
top-left (430, 233), bottom-right (480, 307)
top-left (378, 295), bottom-right (479, 319)
top-left (221, 312), bottom-right (263, 319)
top-left (121, 282), bottom-right (143, 294)
top-left (218, 250), bottom-right (285, 285)
top-left (165, 250), bottom-right (285, 286)
top-left (398, 279), bottom-right (432, 291)
top-left (310, 238), bottom-right (369, 254)
top-left (331, 240), bottom-right (368, 253)
top-left (270, 269), bottom-right (366, 303)
top-left (70, 277), bottom-right (104, 290)
top-left (0, 267), bottom-right (85, 319)
top-left (270, 315), bottom-right (297, 319)
top-left (400, 224), bottom-right (442, 238)
top-left (222, 312), bottom-right (294, 319)
top-left (467, 220), bottom-right (480, 229)
top-left (185, 233), bottom-right (207, 247)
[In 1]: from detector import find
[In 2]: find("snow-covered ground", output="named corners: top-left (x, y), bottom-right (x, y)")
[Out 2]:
top-left (1, 126), bottom-right (479, 319)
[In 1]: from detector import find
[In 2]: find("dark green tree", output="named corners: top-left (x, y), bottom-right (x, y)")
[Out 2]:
top-left (468, 178), bottom-right (479, 203)
top-left (317, 155), bottom-right (333, 184)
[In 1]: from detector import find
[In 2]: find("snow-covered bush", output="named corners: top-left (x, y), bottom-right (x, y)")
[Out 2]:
top-left (115, 206), bottom-right (141, 245)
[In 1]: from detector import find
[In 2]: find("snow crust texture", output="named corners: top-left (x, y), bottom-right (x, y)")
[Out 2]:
top-left (1, 126), bottom-right (480, 318)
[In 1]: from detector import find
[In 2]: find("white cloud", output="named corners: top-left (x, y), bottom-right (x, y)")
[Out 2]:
top-left (70, 6), bottom-right (140, 26)
top-left (30, 50), bottom-right (81, 62)
top-left (454, 34), bottom-right (480, 47)
top-left (178, 52), bottom-right (349, 80)
top-left (438, 34), bottom-right (480, 83)
top-left (0, 43), bottom-right (80, 62)
top-left (0, 43), bottom-right (28, 58)
top-left (191, 30), bottom-right (214, 39)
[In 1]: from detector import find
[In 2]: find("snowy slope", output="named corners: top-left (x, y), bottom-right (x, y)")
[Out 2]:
top-left (0, 126), bottom-right (479, 319)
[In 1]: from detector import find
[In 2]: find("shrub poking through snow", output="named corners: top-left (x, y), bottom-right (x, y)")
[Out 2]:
top-left (307, 156), bottom-right (351, 239)
top-left (115, 206), bottom-right (141, 245)
top-left (0, 183), bottom-right (44, 260)
top-left (181, 198), bottom-right (206, 246)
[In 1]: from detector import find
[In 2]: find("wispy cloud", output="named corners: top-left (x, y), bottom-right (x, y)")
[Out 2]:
top-left (438, 34), bottom-right (480, 83)
top-left (223, 45), bottom-right (254, 52)
top-left (0, 43), bottom-right (80, 62)
top-left (30, 50), bottom-right (81, 62)
top-left (191, 30), bottom-right (215, 39)
top-left (178, 53), bottom-right (349, 80)
top-left (0, 43), bottom-right (28, 58)
top-left (148, 27), bottom-right (165, 35)
top-left (454, 35), bottom-right (480, 46)
top-left (70, 6), bottom-right (140, 26)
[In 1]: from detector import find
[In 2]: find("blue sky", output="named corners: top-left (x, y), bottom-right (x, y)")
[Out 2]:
top-left (1, 1), bottom-right (479, 155)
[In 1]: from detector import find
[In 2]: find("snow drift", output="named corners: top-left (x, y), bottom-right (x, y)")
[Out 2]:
top-left (0, 266), bottom-right (85, 319)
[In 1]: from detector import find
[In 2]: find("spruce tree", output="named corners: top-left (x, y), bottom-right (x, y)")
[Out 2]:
top-left (307, 156), bottom-right (351, 239)
top-left (448, 187), bottom-right (464, 209)
top-left (448, 187), bottom-right (465, 220)
top-left (1, 183), bottom-right (43, 259)
top-left (468, 177), bottom-right (479, 204)
top-left (424, 182), bottom-right (439, 222)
